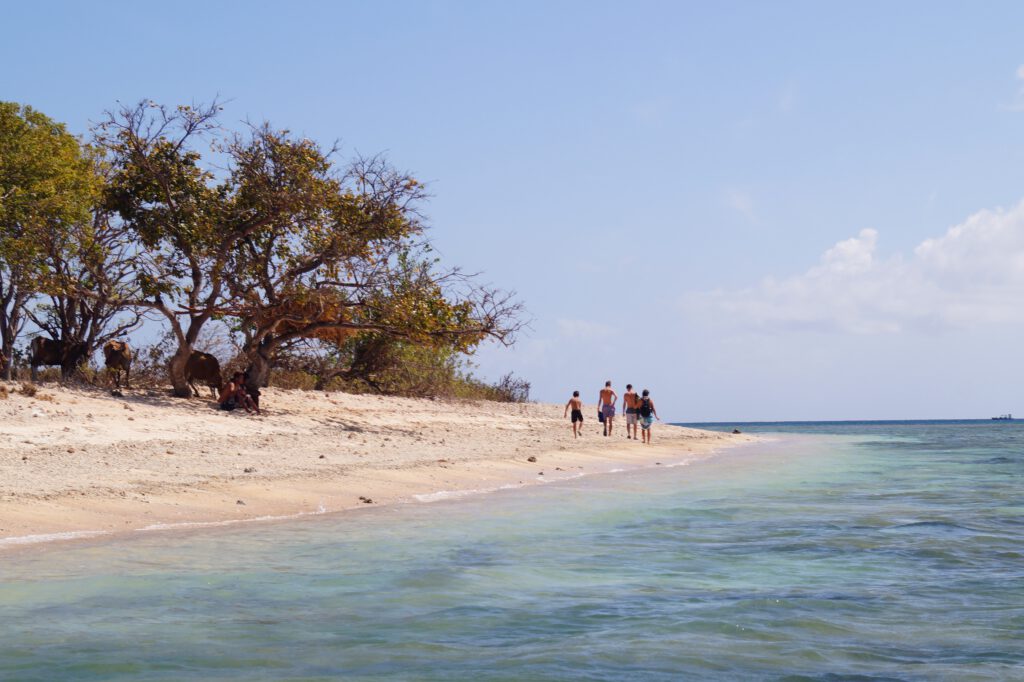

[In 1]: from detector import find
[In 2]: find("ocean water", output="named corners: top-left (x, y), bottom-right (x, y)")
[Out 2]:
top-left (1, 421), bottom-right (1022, 680)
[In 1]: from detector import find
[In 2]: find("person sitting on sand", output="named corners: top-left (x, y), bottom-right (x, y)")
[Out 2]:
top-left (622, 384), bottom-right (640, 441)
top-left (564, 390), bottom-right (585, 438)
top-left (243, 370), bottom-right (261, 410)
top-left (219, 372), bottom-right (260, 415)
top-left (598, 381), bottom-right (617, 437)
top-left (638, 389), bottom-right (658, 443)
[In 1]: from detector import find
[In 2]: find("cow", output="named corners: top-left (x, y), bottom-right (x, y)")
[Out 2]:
top-left (29, 337), bottom-right (88, 382)
top-left (184, 351), bottom-right (223, 398)
top-left (103, 340), bottom-right (132, 389)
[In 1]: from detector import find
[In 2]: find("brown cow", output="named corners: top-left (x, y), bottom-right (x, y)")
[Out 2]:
top-left (30, 337), bottom-right (88, 382)
top-left (103, 340), bottom-right (132, 389)
top-left (184, 351), bottom-right (223, 398)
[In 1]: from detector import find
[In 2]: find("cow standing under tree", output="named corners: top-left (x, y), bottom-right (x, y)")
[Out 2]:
top-left (103, 340), bottom-right (132, 389)
top-left (29, 337), bottom-right (88, 382)
top-left (184, 351), bottom-right (223, 398)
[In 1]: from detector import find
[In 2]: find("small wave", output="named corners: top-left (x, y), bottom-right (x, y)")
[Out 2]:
top-left (413, 483), bottom-right (524, 503)
top-left (0, 530), bottom-right (110, 548)
top-left (886, 520), bottom-right (972, 533)
top-left (138, 507), bottom-right (329, 532)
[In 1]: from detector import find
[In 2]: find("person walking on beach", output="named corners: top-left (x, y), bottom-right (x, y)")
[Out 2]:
top-left (564, 390), bottom-right (585, 438)
top-left (622, 384), bottom-right (640, 441)
top-left (638, 389), bottom-right (658, 444)
top-left (598, 381), bottom-right (618, 437)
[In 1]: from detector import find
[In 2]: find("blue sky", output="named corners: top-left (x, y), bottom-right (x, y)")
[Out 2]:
top-left (6, 1), bottom-right (1024, 420)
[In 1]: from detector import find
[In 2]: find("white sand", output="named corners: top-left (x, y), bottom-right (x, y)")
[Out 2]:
top-left (0, 383), bottom-right (753, 545)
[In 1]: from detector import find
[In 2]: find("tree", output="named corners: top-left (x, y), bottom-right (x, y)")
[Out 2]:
top-left (29, 191), bottom-right (143, 369)
top-left (96, 100), bottom-right (231, 396)
top-left (97, 102), bottom-right (522, 395)
top-left (0, 102), bottom-right (95, 379)
top-left (221, 131), bottom-right (523, 388)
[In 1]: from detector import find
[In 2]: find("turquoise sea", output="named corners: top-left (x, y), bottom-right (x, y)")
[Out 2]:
top-left (1, 421), bottom-right (1022, 680)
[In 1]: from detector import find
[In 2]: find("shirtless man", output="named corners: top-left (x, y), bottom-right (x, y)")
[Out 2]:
top-left (598, 380), bottom-right (618, 437)
top-left (563, 390), bottom-right (585, 438)
top-left (622, 383), bottom-right (640, 440)
top-left (218, 372), bottom-right (260, 415)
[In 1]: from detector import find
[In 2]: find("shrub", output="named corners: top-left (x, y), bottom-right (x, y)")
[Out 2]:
top-left (19, 382), bottom-right (37, 397)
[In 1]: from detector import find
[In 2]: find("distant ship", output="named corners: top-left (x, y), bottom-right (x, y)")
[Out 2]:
top-left (991, 413), bottom-right (1013, 420)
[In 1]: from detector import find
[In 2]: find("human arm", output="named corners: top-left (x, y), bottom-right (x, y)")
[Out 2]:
top-left (217, 382), bottom-right (235, 403)
top-left (651, 400), bottom-right (659, 420)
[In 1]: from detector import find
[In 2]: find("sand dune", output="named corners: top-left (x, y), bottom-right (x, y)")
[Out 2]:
top-left (0, 383), bottom-right (753, 545)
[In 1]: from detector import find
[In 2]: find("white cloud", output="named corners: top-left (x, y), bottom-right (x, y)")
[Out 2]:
top-left (1010, 64), bottom-right (1024, 110)
top-left (684, 200), bottom-right (1024, 334)
top-left (555, 317), bottom-right (616, 339)
top-left (777, 81), bottom-right (798, 114)
top-left (725, 188), bottom-right (758, 223)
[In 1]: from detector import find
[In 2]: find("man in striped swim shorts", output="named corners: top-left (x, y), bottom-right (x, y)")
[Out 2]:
top-left (598, 380), bottom-right (617, 437)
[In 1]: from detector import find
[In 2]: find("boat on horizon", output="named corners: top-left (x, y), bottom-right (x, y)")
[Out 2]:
top-left (991, 413), bottom-right (1013, 420)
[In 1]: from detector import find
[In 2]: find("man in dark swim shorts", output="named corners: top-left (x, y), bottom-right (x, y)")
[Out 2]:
top-left (564, 390), bottom-right (585, 439)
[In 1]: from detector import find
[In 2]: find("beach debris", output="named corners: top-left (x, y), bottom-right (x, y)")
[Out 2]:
top-left (67, 448), bottom-right (75, 453)
top-left (555, 467), bottom-right (564, 471)
top-left (236, 499), bottom-right (246, 505)
top-left (732, 429), bottom-right (742, 434)
top-left (21, 456), bottom-right (27, 461)
top-left (526, 456), bottom-right (537, 462)
top-left (538, 471), bottom-right (544, 475)
top-left (243, 467), bottom-right (256, 473)
top-left (110, 389), bottom-right (124, 397)
top-left (319, 454), bottom-right (326, 459)
top-left (359, 496), bottom-right (373, 504)
top-left (656, 462), bottom-right (662, 465)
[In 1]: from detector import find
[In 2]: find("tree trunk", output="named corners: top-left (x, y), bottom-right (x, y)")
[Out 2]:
top-left (1, 341), bottom-right (12, 381)
top-left (168, 346), bottom-right (193, 397)
top-left (246, 350), bottom-right (272, 390)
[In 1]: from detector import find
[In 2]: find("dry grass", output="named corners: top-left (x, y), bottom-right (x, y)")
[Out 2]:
top-left (19, 382), bottom-right (37, 397)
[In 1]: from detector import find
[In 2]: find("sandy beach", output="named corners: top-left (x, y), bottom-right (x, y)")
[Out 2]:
top-left (0, 383), bottom-right (753, 545)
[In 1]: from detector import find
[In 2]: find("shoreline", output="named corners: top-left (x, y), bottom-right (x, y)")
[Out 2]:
top-left (0, 383), bottom-right (755, 550)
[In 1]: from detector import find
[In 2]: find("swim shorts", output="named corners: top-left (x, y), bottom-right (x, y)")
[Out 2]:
top-left (602, 404), bottom-right (616, 419)
top-left (641, 415), bottom-right (654, 430)
top-left (626, 412), bottom-right (638, 425)
top-left (571, 409), bottom-right (584, 423)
